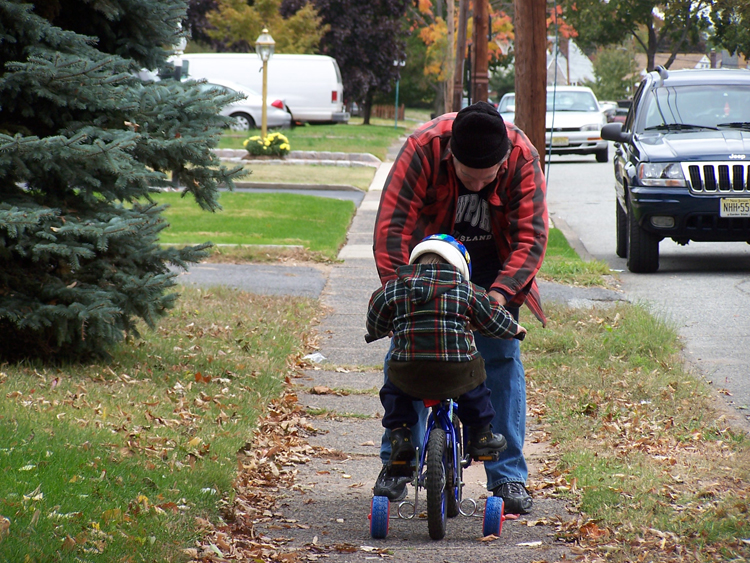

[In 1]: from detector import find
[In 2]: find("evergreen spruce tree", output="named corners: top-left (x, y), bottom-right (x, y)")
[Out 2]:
top-left (0, 0), bottom-right (242, 361)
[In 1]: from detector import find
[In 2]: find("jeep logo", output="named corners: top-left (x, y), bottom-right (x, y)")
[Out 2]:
top-left (729, 154), bottom-right (747, 160)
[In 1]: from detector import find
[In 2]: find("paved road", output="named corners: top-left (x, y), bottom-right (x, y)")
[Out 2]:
top-left (546, 150), bottom-right (750, 423)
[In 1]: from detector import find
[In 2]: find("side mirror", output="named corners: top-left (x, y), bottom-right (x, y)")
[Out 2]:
top-left (601, 122), bottom-right (631, 143)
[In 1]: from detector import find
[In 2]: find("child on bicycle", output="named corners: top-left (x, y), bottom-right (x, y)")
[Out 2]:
top-left (366, 234), bottom-right (526, 501)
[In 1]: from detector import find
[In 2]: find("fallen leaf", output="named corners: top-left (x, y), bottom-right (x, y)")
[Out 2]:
top-left (517, 541), bottom-right (543, 547)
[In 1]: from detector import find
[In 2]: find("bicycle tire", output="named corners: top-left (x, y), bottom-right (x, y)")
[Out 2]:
top-left (426, 427), bottom-right (447, 540)
top-left (370, 496), bottom-right (389, 539)
top-left (446, 414), bottom-right (462, 518)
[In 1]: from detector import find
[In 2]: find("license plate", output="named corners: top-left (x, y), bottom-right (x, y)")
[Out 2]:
top-left (720, 198), bottom-right (750, 217)
top-left (551, 136), bottom-right (569, 147)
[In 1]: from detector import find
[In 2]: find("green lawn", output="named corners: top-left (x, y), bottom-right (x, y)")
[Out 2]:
top-left (231, 163), bottom-right (377, 191)
top-left (157, 191), bottom-right (355, 259)
top-left (218, 122), bottom-right (407, 161)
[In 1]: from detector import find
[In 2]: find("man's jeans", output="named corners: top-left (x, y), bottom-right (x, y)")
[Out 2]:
top-left (379, 334), bottom-right (527, 490)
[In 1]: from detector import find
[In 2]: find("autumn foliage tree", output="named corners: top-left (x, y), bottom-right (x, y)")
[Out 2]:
top-left (205, 0), bottom-right (327, 53)
top-left (407, 0), bottom-right (513, 112)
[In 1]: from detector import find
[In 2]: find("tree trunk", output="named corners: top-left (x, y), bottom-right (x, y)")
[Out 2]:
top-left (513, 0), bottom-right (547, 160)
top-left (452, 0), bottom-right (469, 112)
top-left (472, 0), bottom-right (489, 103)
top-left (363, 90), bottom-right (373, 125)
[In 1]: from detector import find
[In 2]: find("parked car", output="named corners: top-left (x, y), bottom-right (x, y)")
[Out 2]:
top-left (599, 100), bottom-right (618, 122)
top-left (497, 86), bottom-right (609, 162)
top-left (200, 79), bottom-right (291, 131)
top-left (181, 53), bottom-right (348, 124)
top-left (601, 67), bottom-right (750, 273)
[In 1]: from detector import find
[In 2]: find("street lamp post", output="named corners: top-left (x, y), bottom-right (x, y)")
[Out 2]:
top-left (255, 28), bottom-right (275, 140)
top-left (393, 59), bottom-right (406, 129)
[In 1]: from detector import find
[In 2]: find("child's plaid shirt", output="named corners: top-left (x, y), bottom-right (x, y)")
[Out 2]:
top-left (366, 263), bottom-right (519, 362)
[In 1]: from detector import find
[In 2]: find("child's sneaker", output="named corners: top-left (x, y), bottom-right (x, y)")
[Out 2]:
top-left (466, 424), bottom-right (507, 461)
top-left (388, 426), bottom-right (416, 474)
top-left (373, 465), bottom-right (410, 501)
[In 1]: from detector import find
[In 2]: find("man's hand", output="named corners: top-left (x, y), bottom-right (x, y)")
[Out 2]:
top-left (488, 290), bottom-right (507, 306)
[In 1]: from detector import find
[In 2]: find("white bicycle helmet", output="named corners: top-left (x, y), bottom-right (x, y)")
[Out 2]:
top-left (408, 234), bottom-right (472, 280)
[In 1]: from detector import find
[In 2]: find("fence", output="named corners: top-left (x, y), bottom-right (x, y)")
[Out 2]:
top-left (370, 104), bottom-right (405, 121)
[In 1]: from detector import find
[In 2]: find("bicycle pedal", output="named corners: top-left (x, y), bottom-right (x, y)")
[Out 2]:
top-left (473, 452), bottom-right (500, 462)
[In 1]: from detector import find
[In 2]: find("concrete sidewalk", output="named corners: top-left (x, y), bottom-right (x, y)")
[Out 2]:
top-left (251, 146), bottom-right (613, 560)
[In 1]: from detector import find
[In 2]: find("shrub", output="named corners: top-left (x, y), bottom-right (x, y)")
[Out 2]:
top-left (243, 132), bottom-right (291, 157)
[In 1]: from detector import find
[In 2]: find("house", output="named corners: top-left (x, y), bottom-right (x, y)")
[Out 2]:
top-left (546, 37), bottom-right (596, 86)
top-left (634, 50), bottom-right (747, 72)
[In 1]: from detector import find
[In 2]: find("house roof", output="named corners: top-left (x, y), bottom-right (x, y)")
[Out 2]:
top-left (634, 51), bottom-right (748, 72)
top-left (547, 38), bottom-right (596, 85)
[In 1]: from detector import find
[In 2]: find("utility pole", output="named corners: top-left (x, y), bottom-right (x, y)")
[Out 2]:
top-left (445, 0), bottom-right (455, 114)
top-left (471, 0), bottom-right (489, 103)
top-left (452, 0), bottom-right (469, 112)
top-left (513, 0), bottom-right (547, 160)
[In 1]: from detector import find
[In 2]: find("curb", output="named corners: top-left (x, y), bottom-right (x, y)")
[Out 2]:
top-left (232, 181), bottom-right (363, 192)
top-left (213, 149), bottom-right (382, 168)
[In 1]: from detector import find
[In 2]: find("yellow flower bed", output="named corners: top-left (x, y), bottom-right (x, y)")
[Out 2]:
top-left (243, 132), bottom-right (291, 157)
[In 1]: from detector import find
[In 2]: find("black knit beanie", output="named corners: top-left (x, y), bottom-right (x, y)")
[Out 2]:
top-left (450, 101), bottom-right (511, 169)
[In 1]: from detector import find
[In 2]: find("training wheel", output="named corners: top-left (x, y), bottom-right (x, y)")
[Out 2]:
top-left (369, 495), bottom-right (390, 539)
top-left (482, 496), bottom-right (504, 537)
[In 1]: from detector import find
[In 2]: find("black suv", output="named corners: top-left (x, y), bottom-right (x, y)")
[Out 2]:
top-left (601, 67), bottom-right (750, 273)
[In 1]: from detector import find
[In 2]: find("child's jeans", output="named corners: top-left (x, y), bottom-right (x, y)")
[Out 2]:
top-left (380, 378), bottom-right (495, 429)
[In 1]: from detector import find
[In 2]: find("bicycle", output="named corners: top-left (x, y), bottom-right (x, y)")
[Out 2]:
top-left (368, 397), bottom-right (506, 540)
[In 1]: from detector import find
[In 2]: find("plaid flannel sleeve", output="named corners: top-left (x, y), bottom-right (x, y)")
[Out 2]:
top-left (467, 285), bottom-right (519, 339)
top-left (366, 285), bottom-right (394, 339)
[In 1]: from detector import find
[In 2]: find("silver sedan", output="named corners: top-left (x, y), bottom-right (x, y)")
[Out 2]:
top-left (203, 79), bottom-right (291, 131)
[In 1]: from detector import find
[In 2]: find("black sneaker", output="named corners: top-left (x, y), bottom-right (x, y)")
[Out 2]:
top-left (389, 426), bottom-right (416, 471)
top-left (373, 465), bottom-right (410, 501)
top-left (466, 424), bottom-right (508, 461)
top-left (493, 482), bottom-right (533, 515)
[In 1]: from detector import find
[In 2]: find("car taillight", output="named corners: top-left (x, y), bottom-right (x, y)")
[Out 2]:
top-left (331, 91), bottom-right (338, 102)
top-left (271, 100), bottom-right (284, 109)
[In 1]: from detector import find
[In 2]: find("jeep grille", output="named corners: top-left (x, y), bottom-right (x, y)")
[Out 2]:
top-left (683, 162), bottom-right (750, 194)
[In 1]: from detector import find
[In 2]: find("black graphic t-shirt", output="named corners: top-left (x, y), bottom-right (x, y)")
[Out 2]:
top-left (453, 182), bottom-right (503, 291)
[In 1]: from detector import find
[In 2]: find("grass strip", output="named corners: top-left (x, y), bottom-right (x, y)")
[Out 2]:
top-left (218, 122), bottom-right (407, 161)
top-left (539, 227), bottom-right (612, 286)
top-left (228, 163), bottom-right (377, 192)
top-left (157, 191), bottom-right (355, 260)
top-left (0, 286), bottom-right (317, 562)
top-left (525, 303), bottom-right (750, 561)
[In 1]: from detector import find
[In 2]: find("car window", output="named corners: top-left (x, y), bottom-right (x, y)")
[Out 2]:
top-left (547, 91), bottom-right (598, 112)
top-left (638, 84), bottom-right (750, 131)
top-left (498, 95), bottom-right (515, 112)
top-left (624, 82), bottom-right (646, 134)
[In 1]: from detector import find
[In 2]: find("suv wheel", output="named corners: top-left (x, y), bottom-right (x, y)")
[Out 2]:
top-left (595, 145), bottom-right (608, 163)
top-left (627, 199), bottom-right (660, 273)
top-left (615, 199), bottom-right (627, 258)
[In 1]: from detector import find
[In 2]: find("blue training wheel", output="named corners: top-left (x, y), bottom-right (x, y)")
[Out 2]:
top-left (370, 496), bottom-right (390, 539)
top-left (482, 496), bottom-right (504, 537)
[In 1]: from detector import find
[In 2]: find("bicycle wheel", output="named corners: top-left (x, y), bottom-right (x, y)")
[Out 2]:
top-left (369, 496), bottom-right (390, 539)
top-left (482, 496), bottom-right (504, 537)
top-left (446, 414), bottom-right (462, 518)
top-left (426, 427), bottom-right (447, 540)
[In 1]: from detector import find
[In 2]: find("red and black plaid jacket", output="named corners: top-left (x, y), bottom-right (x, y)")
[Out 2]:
top-left (373, 113), bottom-right (548, 325)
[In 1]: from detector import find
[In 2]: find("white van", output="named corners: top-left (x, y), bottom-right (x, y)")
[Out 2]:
top-left (178, 53), bottom-right (349, 124)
